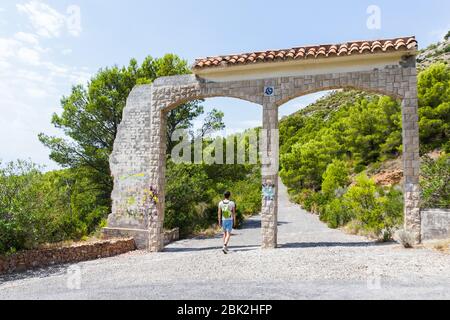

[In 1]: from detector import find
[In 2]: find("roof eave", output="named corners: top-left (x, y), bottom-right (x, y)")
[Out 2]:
top-left (192, 49), bottom-right (417, 76)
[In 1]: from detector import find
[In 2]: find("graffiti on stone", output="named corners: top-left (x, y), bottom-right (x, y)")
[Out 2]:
top-left (119, 172), bottom-right (146, 181)
top-left (262, 182), bottom-right (275, 203)
top-left (143, 186), bottom-right (159, 206)
top-left (127, 196), bottom-right (136, 206)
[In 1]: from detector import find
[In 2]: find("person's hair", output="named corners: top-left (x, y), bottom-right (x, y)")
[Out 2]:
top-left (224, 191), bottom-right (231, 199)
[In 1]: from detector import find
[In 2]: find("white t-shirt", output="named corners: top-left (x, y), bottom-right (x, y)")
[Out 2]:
top-left (219, 200), bottom-right (235, 221)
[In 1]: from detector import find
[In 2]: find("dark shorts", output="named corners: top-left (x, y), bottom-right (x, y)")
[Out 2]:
top-left (222, 219), bottom-right (233, 233)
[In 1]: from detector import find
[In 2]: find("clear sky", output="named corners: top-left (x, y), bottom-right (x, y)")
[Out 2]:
top-left (1, 0), bottom-right (449, 169)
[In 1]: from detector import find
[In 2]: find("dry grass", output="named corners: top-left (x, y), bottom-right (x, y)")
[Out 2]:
top-left (36, 235), bottom-right (104, 250)
top-left (424, 239), bottom-right (450, 254)
top-left (341, 220), bottom-right (380, 240)
top-left (190, 226), bottom-right (222, 239)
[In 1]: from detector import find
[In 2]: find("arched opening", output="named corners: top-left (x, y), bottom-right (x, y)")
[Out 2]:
top-left (278, 88), bottom-right (406, 243)
top-left (160, 97), bottom-right (263, 246)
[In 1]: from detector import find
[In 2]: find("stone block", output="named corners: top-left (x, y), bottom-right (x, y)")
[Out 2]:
top-left (421, 209), bottom-right (450, 241)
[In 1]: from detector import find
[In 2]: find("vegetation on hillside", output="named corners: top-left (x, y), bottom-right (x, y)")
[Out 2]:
top-left (417, 32), bottom-right (449, 70)
top-left (279, 62), bottom-right (450, 240)
top-left (420, 154), bottom-right (450, 209)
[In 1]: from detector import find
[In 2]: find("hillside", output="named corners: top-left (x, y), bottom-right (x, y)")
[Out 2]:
top-left (279, 33), bottom-right (450, 240)
top-left (417, 32), bottom-right (450, 70)
top-left (282, 32), bottom-right (449, 122)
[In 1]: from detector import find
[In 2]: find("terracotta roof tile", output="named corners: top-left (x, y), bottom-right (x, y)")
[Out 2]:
top-left (193, 37), bottom-right (417, 70)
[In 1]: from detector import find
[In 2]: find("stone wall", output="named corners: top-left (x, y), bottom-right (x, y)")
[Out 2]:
top-left (103, 228), bottom-right (180, 249)
top-left (0, 238), bottom-right (136, 275)
top-left (163, 228), bottom-right (180, 245)
top-left (421, 209), bottom-right (450, 241)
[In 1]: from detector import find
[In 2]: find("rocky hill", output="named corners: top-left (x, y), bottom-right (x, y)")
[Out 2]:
top-left (282, 31), bottom-right (450, 120)
top-left (417, 31), bottom-right (450, 70)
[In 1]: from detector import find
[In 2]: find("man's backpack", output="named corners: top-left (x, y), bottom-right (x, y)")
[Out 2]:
top-left (221, 201), bottom-right (233, 219)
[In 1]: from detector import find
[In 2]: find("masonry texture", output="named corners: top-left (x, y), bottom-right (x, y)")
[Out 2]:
top-left (0, 239), bottom-right (136, 275)
top-left (421, 209), bottom-right (450, 241)
top-left (104, 47), bottom-right (421, 251)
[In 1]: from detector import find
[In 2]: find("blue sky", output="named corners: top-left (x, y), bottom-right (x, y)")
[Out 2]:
top-left (0, 0), bottom-right (449, 169)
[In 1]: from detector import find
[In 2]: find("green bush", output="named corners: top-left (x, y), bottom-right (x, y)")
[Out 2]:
top-left (230, 170), bottom-right (262, 220)
top-left (321, 198), bottom-right (353, 229)
top-left (317, 173), bottom-right (403, 239)
top-left (418, 63), bottom-right (450, 153)
top-left (0, 161), bottom-right (42, 253)
top-left (343, 174), bottom-right (403, 239)
top-left (421, 154), bottom-right (450, 209)
top-left (293, 189), bottom-right (327, 214)
top-left (164, 161), bottom-right (213, 237)
top-left (0, 160), bottom-right (111, 254)
top-left (321, 159), bottom-right (350, 199)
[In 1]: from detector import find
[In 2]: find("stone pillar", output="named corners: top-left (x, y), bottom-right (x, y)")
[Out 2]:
top-left (147, 98), bottom-right (166, 252)
top-left (103, 85), bottom-right (156, 250)
top-left (261, 102), bottom-right (279, 249)
top-left (402, 84), bottom-right (421, 244)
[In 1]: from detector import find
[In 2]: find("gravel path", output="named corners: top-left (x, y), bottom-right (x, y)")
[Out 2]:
top-left (1, 181), bottom-right (449, 300)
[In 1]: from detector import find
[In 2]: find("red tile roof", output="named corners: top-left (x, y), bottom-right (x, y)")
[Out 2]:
top-left (193, 37), bottom-right (417, 70)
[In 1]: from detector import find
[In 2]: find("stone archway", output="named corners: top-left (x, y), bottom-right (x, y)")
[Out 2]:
top-left (103, 37), bottom-right (421, 251)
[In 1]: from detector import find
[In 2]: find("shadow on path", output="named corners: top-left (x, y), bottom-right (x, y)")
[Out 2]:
top-left (0, 264), bottom-right (68, 284)
top-left (240, 219), bottom-right (289, 230)
top-left (164, 244), bottom-right (260, 253)
top-left (279, 242), bottom-right (381, 249)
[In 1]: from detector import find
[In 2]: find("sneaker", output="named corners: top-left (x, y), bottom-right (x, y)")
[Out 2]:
top-left (222, 246), bottom-right (228, 254)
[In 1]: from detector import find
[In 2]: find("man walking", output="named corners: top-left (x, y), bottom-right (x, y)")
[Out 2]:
top-left (218, 191), bottom-right (236, 254)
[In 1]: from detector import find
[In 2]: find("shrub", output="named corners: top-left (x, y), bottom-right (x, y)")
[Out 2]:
top-left (420, 154), bottom-right (450, 209)
top-left (322, 159), bottom-right (350, 199)
top-left (296, 190), bottom-right (327, 214)
top-left (344, 220), bottom-right (363, 235)
top-left (293, 189), bottom-right (315, 210)
top-left (418, 63), bottom-right (450, 153)
top-left (0, 160), bottom-right (111, 254)
top-left (378, 186), bottom-right (404, 239)
top-left (396, 229), bottom-right (416, 248)
top-left (0, 161), bottom-right (43, 253)
top-left (343, 174), bottom-right (403, 240)
top-left (321, 198), bottom-right (353, 228)
top-left (164, 161), bottom-right (213, 236)
top-left (344, 174), bottom-right (380, 226)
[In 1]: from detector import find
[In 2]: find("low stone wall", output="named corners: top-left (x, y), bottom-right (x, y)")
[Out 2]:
top-left (421, 209), bottom-right (450, 241)
top-left (0, 238), bottom-right (136, 275)
top-left (102, 228), bottom-right (149, 250)
top-left (164, 228), bottom-right (180, 245)
top-left (103, 228), bottom-right (180, 249)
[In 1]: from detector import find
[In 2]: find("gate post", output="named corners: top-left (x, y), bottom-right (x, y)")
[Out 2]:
top-left (402, 94), bottom-right (422, 244)
top-left (261, 102), bottom-right (279, 249)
